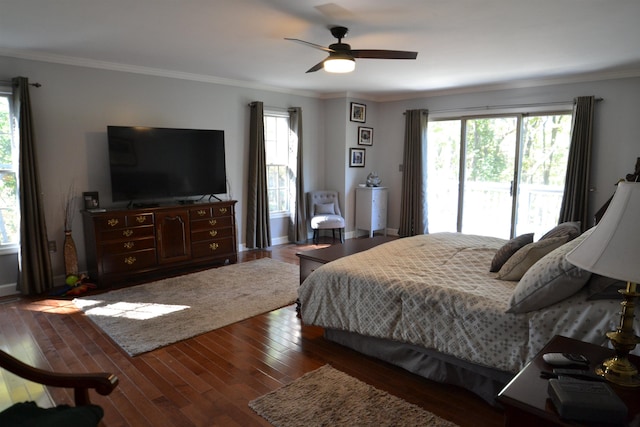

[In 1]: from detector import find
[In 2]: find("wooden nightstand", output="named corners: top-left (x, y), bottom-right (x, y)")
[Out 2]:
top-left (497, 335), bottom-right (640, 426)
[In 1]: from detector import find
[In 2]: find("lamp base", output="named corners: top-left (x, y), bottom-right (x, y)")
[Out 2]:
top-left (596, 356), bottom-right (640, 387)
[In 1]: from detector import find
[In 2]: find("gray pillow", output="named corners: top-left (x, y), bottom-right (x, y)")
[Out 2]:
top-left (539, 221), bottom-right (581, 241)
top-left (490, 233), bottom-right (534, 272)
top-left (507, 229), bottom-right (594, 313)
top-left (497, 236), bottom-right (568, 281)
top-left (314, 203), bottom-right (335, 215)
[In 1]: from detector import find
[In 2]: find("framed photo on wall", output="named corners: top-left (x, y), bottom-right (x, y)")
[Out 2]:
top-left (358, 126), bottom-right (373, 146)
top-left (349, 148), bottom-right (366, 167)
top-left (350, 102), bottom-right (366, 122)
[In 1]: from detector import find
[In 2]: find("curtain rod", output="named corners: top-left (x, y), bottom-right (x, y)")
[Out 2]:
top-left (0, 79), bottom-right (42, 87)
top-left (247, 103), bottom-right (294, 113)
top-left (411, 97), bottom-right (603, 115)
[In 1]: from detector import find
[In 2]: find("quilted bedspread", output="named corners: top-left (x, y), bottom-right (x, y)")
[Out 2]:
top-left (298, 233), bottom-right (626, 373)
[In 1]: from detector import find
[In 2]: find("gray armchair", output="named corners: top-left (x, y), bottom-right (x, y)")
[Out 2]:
top-left (307, 190), bottom-right (345, 244)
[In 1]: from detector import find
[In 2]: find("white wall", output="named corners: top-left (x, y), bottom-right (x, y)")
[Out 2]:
top-left (0, 56), bottom-right (325, 285)
top-left (1, 53), bottom-right (638, 290)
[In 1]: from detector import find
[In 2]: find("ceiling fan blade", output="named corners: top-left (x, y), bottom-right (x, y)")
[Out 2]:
top-left (285, 38), bottom-right (334, 53)
top-left (350, 49), bottom-right (418, 60)
top-left (306, 60), bottom-right (325, 73)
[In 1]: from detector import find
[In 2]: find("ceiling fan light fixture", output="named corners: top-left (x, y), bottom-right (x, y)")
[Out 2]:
top-left (324, 56), bottom-right (355, 73)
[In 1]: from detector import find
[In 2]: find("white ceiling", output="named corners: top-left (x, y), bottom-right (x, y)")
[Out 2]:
top-left (2, 0), bottom-right (640, 99)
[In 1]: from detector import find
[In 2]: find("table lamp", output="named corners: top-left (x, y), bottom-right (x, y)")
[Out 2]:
top-left (566, 181), bottom-right (640, 387)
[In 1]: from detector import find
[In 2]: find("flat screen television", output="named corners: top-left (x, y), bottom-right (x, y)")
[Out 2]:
top-left (107, 126), bottom-right (227, 203)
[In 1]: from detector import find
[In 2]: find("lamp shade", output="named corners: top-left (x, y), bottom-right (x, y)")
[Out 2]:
top-left (566, 182), bottom-right (640, 284)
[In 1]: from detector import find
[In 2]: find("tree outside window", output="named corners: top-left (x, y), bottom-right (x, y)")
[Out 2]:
top-left (427, 111), bottom-right (572, 239)
top-left (0, 95), bottom-right (19, 248)
top-left (264, 113), bottom-right (295, 215)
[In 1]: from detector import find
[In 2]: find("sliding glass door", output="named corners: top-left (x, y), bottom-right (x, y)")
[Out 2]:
top-left (462, 117), bottom-right (518, 238)
top-left (427, 112), bottom-right (572, 239)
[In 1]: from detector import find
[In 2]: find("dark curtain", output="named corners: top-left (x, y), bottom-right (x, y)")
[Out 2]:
top-left (12, 77), bottom-right (54, 295)
top-left (398, 109), bottom-right (429, 237)
top-left (288, 107), bottom-right (306, 243)
top-left (246, 101), bottom-right (271, 248)
top-left (558, 96), bottom-right (595, 230)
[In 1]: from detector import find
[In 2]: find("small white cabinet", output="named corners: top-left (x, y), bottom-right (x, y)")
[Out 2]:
top-left (356, 186), bottom-right (388, 238)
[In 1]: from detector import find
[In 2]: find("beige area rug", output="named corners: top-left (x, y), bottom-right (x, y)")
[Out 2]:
top-left (249, 365), bottom-right (459, 427)
top-left (73, 258), bottom-right (299, 356)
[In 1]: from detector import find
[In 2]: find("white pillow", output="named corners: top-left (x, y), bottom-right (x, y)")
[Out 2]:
top-left (496, 236), bottom-right (568, 281)
top-left (507, 229), bottom-right (594, 313)
top-left (315, 203), bottom-right (335, 215)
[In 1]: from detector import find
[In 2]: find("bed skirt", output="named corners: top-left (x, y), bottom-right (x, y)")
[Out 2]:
top-left (324, 328), bottom-right (514, 406)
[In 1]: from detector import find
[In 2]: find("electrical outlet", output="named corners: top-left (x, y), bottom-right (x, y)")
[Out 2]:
top-left (399, 164), bottom-right (403, 172)
top-left (48, 240), bottom-right (57, 252)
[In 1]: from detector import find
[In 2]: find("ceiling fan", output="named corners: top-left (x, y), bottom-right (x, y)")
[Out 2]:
top-left (285, 26), bottom-right (418, 74)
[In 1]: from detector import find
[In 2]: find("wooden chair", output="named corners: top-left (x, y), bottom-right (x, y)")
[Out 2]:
top-left (0, 348), bottom-right (118, 425)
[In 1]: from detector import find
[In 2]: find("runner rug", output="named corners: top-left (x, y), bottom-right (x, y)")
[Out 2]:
top-left (73, 258), bottom-right (299, 356)
top-left (249, 365), bottom-right (459, 427)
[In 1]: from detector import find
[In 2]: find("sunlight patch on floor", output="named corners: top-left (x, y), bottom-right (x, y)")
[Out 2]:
top-left (74, 299), bottom-right (189, 320)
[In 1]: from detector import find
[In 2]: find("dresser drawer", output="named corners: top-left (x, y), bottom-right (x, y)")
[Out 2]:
top-left (101, 237), bottom-right (155, 255)
top-left (127, 213), bottom-right (154, 226)
top-left (212, 204), bottom-right (232, 218)
top-left (102, 249), bottom-right (157, 274)
top-left (190, 207), bottom-right (214, 219)
top-left (190, 216), bottom-right (233, 232)
top-left (95, 214), bottom-right (127, 230)
top-left (191, 236), bottom-right (235, 259)
top-left (101, 224), bottom-right (155, 242)
top-left (191, 226), bottom-right (233, 243)
top-left (95, 213), bottom-right (154, 230)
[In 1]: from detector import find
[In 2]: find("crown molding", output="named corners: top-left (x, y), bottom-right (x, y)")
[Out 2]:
top-left (373, 68), bottom-right (640, 102)
top-left (0, 48), bottom-right (320, 99)
top-left (2, 48), bottom-right (640, 103)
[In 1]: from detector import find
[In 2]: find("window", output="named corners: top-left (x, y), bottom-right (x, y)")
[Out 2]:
top-left (427, 111), bottom-right (572, 239)
top-left (0, 93), bottom-right (19, 250)
top-left (264, 112), bottom-right (295, 215)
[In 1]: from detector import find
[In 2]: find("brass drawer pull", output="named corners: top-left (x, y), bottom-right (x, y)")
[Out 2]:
top-left (124, 256), bottom-right (136, 265)
top-left (218, 207), bottom-right (227, 214)
top-left (136, 215), bottom-right (147, 223)
top-left (107, 218), bottom-right (119, 227)
top-left (209, 243), bottom-right (219, 251)
top-left (197, 209), bottom-right (207, 216)
top-left (123, 242), bottom-right (134, 249)
top-left (209, 230), bottom-right (218, 237)
top-left (123, 229), bottom-right (133, 237)
top-left (208, 219), bottom-right (217, 226)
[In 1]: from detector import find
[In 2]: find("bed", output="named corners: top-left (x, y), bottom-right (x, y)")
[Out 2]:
top-left (298, 226), bottom-right (634, 404)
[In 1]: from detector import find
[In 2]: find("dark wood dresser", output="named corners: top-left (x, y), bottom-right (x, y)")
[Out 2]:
top-left (82, 201), bottom-right (237, 287)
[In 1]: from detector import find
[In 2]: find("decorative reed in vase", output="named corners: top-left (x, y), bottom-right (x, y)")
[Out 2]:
top-left (63, 184), bottom-right (79, 277)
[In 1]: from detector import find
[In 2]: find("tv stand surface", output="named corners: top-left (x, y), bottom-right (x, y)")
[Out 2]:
top-left (130, 202), bottom-right (161, 209)
top-left (82, 200), bottom-right (237, 288)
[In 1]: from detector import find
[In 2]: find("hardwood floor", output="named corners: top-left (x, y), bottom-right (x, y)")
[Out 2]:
top-left (0, 238), bottom-right (503, 426)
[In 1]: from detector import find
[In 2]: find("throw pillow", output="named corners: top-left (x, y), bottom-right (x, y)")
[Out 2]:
top-left (490, 233), bottom-right (535, 272)
top-left (539, 221), bottom-right (581, 241)
top-left (496, 236), bottom-right (568, 281)
top-left (507, 229), bottom-right (594, 313)
top-left (314, 203), bottom-right (335, 215)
